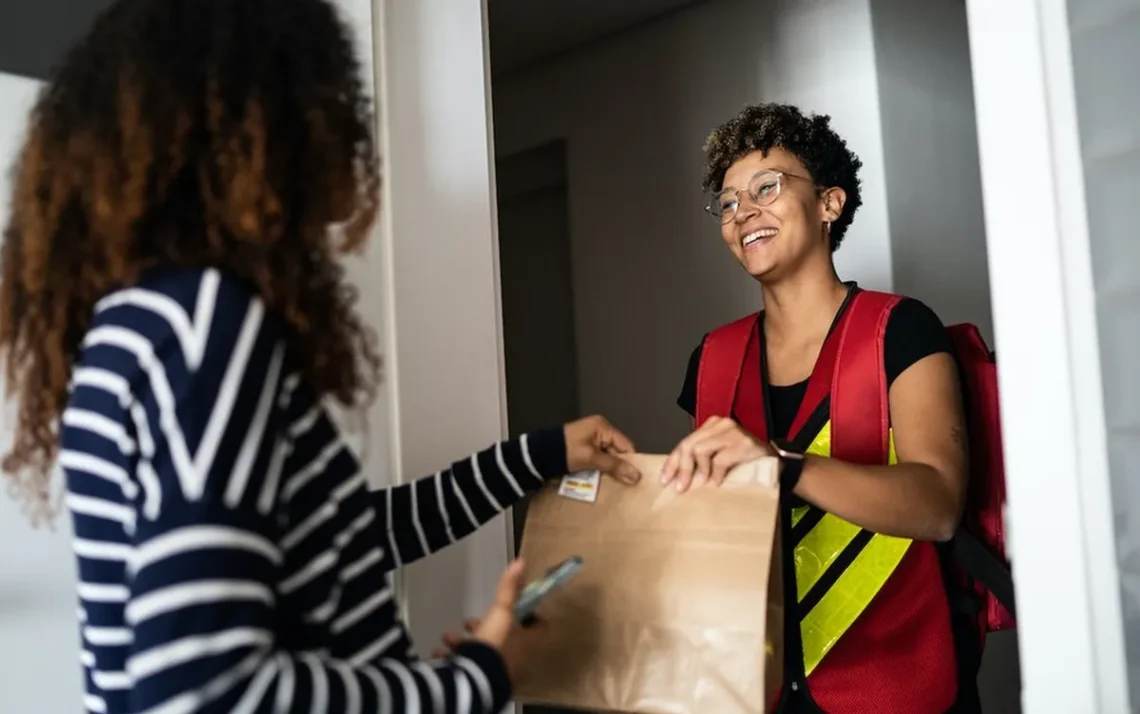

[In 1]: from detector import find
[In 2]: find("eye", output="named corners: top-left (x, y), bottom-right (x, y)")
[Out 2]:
top-left (756, 182), bottom-right (778, 197)
top-left (720, 197), bottom-right (739, 213)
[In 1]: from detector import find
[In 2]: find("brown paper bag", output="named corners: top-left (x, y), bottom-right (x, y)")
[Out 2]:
top-left (515, 453), bottom-right (783, 714)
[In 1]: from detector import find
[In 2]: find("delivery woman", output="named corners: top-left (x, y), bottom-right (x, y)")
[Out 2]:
top-left (661, 103), bottom-right (975, 713)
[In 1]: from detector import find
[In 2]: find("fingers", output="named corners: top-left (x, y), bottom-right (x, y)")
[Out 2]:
top-left (434, 633), bottom-right (462, 659)
top-left (564, 415), bottom-right (641, 484)
top-left (661, 417), bottom-right (759, 492)
top-left (590, 450), bottom-right (641, 485)
top-left (691, 438), bottom-right (715, 488)
top-left (661, 416), bottom-right (724, 490)
top-left (708, 444), bottom-right (751, 486)
top-left (442, 631), bottom-right (464, 649)
top-left (434, 617), bottom-right (485, 660)
top-left (494, 559), bottom-right (526, 608)
top-left (474, 560), bottom-right (527, 649)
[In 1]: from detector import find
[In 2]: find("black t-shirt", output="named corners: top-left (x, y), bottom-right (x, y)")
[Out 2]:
top-left (676, 298), bottom-right (952, 438)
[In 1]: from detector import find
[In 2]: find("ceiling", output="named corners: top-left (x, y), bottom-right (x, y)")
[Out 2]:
top-left (488, 0), bottom-right (702, 75)
top-left (0, 0), bottom-right (701, 81)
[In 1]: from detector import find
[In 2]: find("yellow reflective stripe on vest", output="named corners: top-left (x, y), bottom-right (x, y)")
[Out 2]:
top-left (791, 421), bottom-right (912, 676)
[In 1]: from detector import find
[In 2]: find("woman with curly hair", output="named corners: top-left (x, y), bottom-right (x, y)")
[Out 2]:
top-left (660, 104), bottom-right (977, 712)
top-left (0, 1), bottom-right (642, 712)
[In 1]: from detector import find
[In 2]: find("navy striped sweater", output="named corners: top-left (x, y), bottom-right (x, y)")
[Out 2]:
top-left (62, 266), bottom-right (567, 714)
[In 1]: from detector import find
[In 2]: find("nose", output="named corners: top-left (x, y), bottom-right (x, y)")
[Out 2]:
top-left (733, 199), bottom-right (759, 224)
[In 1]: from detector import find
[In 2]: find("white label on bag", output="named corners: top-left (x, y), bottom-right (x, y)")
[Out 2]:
top-left (558, 470), bottom-right (601, 503)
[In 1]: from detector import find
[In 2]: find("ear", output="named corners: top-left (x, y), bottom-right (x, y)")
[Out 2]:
top-left (819, 187), bottom-right (847, 224)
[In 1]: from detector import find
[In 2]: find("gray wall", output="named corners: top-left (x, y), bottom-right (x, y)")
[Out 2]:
top-left (1066, 0), bottom-right (1140, 704)
top-left (869, 0), bottom-right (993, 342)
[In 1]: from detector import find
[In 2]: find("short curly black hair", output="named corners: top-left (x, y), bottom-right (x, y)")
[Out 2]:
top-left (702, 103), bottom-right (863, 251)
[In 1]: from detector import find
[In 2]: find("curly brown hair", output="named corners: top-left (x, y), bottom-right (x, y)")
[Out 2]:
top-left (0, 0), bottom-right (382, 522)
top-left (701, 103), bottom-right (863, 251)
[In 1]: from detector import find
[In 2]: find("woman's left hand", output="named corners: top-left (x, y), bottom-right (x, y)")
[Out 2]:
top-left (563, 415), bottom-right (642, 485)
top-left (660, 416), bottom-right (772, 492)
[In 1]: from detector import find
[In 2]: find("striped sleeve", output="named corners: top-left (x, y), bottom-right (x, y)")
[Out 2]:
top-left (367, 428), bottom-right (567, 570)
top-left (278, 379), bottom-right (569, 573)
top-left (118, 284), bottom-right (515, 714)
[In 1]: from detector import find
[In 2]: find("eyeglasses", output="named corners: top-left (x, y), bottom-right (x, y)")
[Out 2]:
top-left (704, 170), bottom-right (815, 224)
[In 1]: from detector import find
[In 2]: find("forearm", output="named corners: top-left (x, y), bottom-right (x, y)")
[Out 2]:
top-left (373, 427), bottom-right (567, 568)
top-left (793, 456), bottom-right (963, 541)
top-left (129, 630), bottom-right (511, 714)
top-left (127, 513), bottom-right (513, 714)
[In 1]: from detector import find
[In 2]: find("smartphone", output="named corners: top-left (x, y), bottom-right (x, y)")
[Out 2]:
top-left (514, 555), bottom-right (583, 626)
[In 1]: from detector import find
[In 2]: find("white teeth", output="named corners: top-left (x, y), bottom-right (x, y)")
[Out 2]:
top-left (743, 228), bottom-right (778, 246)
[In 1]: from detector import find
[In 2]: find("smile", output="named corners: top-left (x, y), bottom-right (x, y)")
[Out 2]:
top-left (742, 228), bottom-right (778, 248)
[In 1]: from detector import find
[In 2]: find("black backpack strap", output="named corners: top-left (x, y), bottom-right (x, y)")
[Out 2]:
top-left (935, 542), bottom-right (983, 714)
top-left (951, 527), bottom-right (1017, 618)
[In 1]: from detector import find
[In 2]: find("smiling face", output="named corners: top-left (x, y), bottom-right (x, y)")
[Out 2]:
top-left (716, 148), bottom-right (845, 283)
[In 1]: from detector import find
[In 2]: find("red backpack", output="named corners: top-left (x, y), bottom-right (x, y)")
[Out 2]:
top-left (838, 291), bottom-right (1016, 640)
top-left (697, 290), bottom-right (1016, 641)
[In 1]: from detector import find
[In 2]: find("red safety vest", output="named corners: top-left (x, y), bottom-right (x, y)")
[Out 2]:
top-left (696, 289), bottom-right (971, 712)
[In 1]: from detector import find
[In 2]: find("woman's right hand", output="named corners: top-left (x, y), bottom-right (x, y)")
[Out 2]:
top-left (439, 559), bottom-right (544, 684)
top-left (660, 415), bottom-right (774, 492)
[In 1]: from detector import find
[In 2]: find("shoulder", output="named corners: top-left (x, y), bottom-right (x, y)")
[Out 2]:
top-left (91, 266), bottom-right (272, 330)
top-left (85, 268), bottom-right (285, 366)
top-left (882, 296), bottom-right (953, 386)
top-left (89, 270), bottom-right (299, 510)
top-left (677, 312), bottom-right (761, 416)
top-left (886, 296), bottom-right (943, 330)
top-left (80, 268), bottom-right (291, 427)
top-left (676, 333), bottom-right (709, 418)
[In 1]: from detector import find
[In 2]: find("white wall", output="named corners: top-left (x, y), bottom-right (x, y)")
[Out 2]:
top-left (376, 0), bottom-right (515, 656)
top-left (0, 69), bottom-right (84, 714)
top-left (966, 0), bottom-right (1129, 709)
top-left (493, 0), bottom-right (894, 453)
top-left (326, 0), bottom-right (394, 484)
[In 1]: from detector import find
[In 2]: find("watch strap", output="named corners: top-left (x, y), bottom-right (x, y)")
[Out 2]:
top-left (770, 439), bottom-right (805, 494)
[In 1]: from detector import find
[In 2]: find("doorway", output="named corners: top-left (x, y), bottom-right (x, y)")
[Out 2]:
top-left (496, 140), bottom-right (581, 549)
top-left (486, 0), bottom-right (1018, 711)
top-left (496, 142), bottom-right (582, 714)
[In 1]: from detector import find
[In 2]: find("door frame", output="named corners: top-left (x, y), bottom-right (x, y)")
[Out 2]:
top-left (965, 0), bottom-right (1128, 710)
top-left (368, 0), bottom-right (516, 662)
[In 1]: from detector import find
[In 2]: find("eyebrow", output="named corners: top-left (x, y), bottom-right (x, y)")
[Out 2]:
top-left (721, 168), bottom-right (792, 191)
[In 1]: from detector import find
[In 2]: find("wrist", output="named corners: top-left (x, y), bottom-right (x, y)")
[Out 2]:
top-left (529, 426), bottom-right (570, 478)
top-left (453, 639), bottom-right (514, 703)
top-left (769, 439), bottom-right (806, 495)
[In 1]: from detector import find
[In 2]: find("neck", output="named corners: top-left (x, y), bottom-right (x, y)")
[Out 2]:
top-left (759, 259), bottom-right (847, 342)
